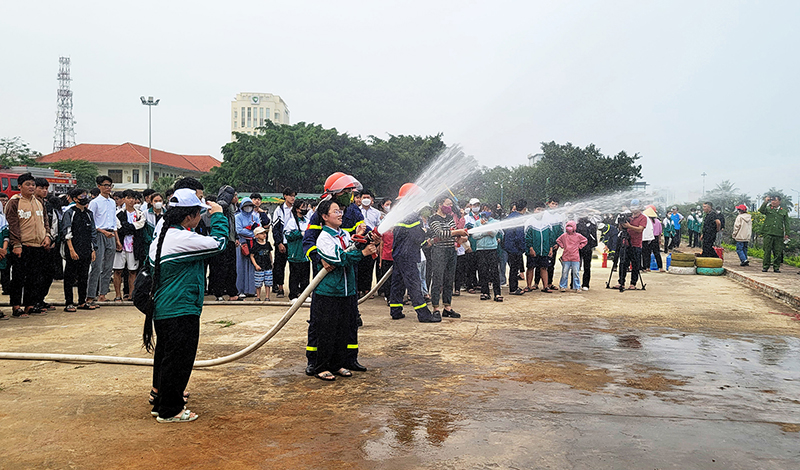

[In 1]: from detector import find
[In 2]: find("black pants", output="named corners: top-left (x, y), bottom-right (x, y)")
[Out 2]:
top-left (672, 228), bottom-right (682, 248)
top-left (464, 251), bottom-right (478, 290)
top-left (547, 248), bottom-right (558, 284)
top-left (8, 246), bottom-right (48, 308)
top-left (476, 250), bottom-right (501, 297)
top-left (377, 259), bottom-right (393, 297)
top-left (357, 255), bottom-right (375, 293)
top-left (641, 239), bottom-right (662, 270)
top-left (702, 234), bottom-right (718, 258)
top-left (581, 249), bottom-right (593, 289)
top-left (152, 314), bottom-right (200, 419)
top-left (507, 252), bottom-right (524, 292)
top-left (273, 248), bottom-right (288, 292)
top-left (64, 256), bottom-right (92, 305)
top-left (288, 261), bottom-right (310, 299)
top-left (313, 294), bottom-right (357, 375)
top-left (618, 245), bottom-right (642, 287)
top-left (0, 265), bottom-right (9, 294)
top-left (389, 257), bottom-right (433, 321)
top-left (208, 243), bottom-right (238, 297)
top-left (455, 255), bottom-right (468, 291)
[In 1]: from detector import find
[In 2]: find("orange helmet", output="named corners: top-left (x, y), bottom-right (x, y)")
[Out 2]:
top-left (323, 172), bottom-right (346, 193)
top-left (398, 183), bottom-right (423, 199)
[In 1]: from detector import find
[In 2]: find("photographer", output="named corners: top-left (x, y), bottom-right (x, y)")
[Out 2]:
top-left (612, 201), bottom-right (647, 290)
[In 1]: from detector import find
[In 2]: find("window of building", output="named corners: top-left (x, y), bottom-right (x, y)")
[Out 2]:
top-left (285, 110), bottom-right (289, 123)
top-left (132, 169), bottom-right (140, 184)
top-left (275, 112), bottom-right (280, 122)
top-left (241, 107), bottom-right (245, 127)
top-left (154, 172), bottom-right (160, 181)
top-left (108, 169), bottom-right (123, 184)
top-left (265, 108), bottom-right (270, 121)
top-left (234, 110), bottom-right (238, 119)
top-left (234, 121), bottom-right (237, 129)
top-left (247, 107), bottom-right (252, 127)
top-left (259, 107), bottom-right (264, 126)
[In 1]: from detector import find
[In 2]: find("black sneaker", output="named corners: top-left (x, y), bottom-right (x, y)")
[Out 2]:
top-left (774, 269), bottom-right (781, 273)
top-left (391, 313), bottom-right (405, 320)
top-left (762, 268), bottom-right (768, 272)
top-left (346, 361), bottom-right (367, 372)
top-left (305, 364), bottom-right (315, 376)
top-left (442, 309), bottom-right (461, 318)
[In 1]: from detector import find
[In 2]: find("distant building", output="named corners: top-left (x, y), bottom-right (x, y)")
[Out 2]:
top-left (527, 153), bottom-right (544, 166)
top-left (231, 92), bottom-right (290, 139)
top-left (37, 143), bottom-right (221, 190)
top-left (631, 181), bottom-right (648, 192)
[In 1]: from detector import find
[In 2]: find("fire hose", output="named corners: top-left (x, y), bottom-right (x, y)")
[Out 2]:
top-left (0, 264), bottom-right (393, 368)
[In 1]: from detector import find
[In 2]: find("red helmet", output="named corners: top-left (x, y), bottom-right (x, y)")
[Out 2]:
top-left (328, 174), bottom-right (362, 194)
top-left (323, 172), bottom-right (346, 193)
top-left (398, 183), bottom-right (423, 199)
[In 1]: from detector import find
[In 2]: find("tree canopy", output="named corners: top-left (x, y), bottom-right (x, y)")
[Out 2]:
top-left (202, 122), bottom-right (446, 197)
top-left (0, 137), bottom-right (41, 166)
top-left (44, 159), bottom-right (99, 190)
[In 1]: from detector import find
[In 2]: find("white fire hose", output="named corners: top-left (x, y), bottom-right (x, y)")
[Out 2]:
top-left (0, 265), bottom-right (393, 368)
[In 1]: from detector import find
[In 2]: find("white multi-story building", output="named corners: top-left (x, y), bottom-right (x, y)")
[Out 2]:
top-left (231, 92), bottom-right (290, 138)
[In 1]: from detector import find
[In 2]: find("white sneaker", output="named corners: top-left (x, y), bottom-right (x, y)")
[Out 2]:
top-left (303, 297), bottom-right (311, 303)
top-left (581, 287), bottom-right (589, 291)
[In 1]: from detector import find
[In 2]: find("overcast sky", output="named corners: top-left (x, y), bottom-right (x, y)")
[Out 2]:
top-left (1, 1), bottom-right (798, 205)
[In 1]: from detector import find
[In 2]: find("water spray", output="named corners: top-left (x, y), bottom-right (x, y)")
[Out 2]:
top-left (466, 191), bottom-right (655, 237)
top-left (377, 145), bottom-right (477, 234)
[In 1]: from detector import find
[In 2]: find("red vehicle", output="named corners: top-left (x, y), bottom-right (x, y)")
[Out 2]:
top-left (0, 166), bottom-right (77, 197)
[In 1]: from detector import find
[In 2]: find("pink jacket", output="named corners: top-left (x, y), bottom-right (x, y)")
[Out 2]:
top-left (556, 222), bottom-right (588, 262)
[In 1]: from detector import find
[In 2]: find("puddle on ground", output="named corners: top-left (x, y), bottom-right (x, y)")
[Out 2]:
top-left (360, 328), bottom-right (800, 466)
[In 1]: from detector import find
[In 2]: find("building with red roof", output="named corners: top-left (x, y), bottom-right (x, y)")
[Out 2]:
top-left (37, 142), bottom-right (221, 190)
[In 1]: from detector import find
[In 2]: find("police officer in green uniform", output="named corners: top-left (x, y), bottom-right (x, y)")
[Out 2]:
top-left (759, 195), bottom-right (790, 273)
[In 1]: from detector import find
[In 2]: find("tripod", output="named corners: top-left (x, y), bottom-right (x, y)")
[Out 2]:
top-left (605, 239), bottom-right (646, 292)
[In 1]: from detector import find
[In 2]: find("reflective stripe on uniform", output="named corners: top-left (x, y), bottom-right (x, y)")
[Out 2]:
top-left (305, 246), bottom-right (318, 258)
top-left (413, 303), bottom-right (428, 310)
top-left (308, 224), bottom-right (322, 230)
top-left (396, 221), bottom-right (420, 228)
top-left (347, 344), bottom-right (358, 349)
top-left (306, 346), bottom-right (318, 351)
top-left (343, 220), bottom-right (364, 233)
top-left (389, 303), bottom-right (403, 308)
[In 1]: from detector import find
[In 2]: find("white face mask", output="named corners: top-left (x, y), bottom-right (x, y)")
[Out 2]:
top-left (243, 206), bottom-right (253, 213)
top-left (153, 202), bottom-right (163, 210)
top-left (362, 198), bottom-right (372, 207)
top-left (133, 204), bottom-right (141, 211)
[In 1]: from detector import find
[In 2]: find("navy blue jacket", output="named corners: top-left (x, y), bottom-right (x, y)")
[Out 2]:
top-left (503, 211), bottom-right (526, 254)
top-left (391, 214), bottom-right (426, 263)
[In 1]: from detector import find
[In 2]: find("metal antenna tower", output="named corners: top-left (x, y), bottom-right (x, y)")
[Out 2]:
top-left (53, 56), bottom-right (77, 152)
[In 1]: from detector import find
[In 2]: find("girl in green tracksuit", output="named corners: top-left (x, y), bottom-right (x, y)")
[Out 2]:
top-left (143, 189), bottom-right (228, 423)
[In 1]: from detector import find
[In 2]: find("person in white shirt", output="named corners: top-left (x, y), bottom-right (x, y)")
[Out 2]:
top-left (86, 175), bottom-right (119, 304)
top-left (271, 188), bottom-right (296, 298)
top-left (356, 190), bottom-right (382, 296)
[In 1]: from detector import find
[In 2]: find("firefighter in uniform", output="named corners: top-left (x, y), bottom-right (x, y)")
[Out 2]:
top-left (388, 183), bottom-right (439, 323)
top-left (302, 173), bottom-right (370, 375)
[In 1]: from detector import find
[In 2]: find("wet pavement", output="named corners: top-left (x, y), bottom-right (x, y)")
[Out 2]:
top-left (1, 261), bottom-right (800, 469)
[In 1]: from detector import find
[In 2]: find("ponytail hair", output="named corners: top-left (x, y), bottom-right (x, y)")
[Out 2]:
top-left (142, 205), bottom-right (202, 352)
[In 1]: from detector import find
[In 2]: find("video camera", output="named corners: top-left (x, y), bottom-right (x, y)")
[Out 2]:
top-left (614, 212), bottom-right (632, 243)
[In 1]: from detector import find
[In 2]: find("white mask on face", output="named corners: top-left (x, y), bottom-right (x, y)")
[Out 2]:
top-left (153, 202), bottom-right (163, 210)
top-left (243, 206), bottom-right (253, 213)
top-left (362, 198), bottom-right (372, 207)
top-left (134, 204), bottom-right (141, 211)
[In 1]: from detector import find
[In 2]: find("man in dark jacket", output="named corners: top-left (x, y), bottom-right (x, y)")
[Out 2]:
top-left (504, 199), bottom-right (527, 295)
top-left (576, 216), bottom-right (598, 290)
top-left (61, 188), bottom-right (98, 310)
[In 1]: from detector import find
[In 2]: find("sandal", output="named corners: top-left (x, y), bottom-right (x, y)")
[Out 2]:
top-left (468, 289), bottom-right (477, 294)
top-left (494, 296), bottom-right (504, 302)
top-left (611, 284), bottom-right (622, 289)
top-left (77, 303), bottom-right (97, 310)
top-left (113, 297), bottom-right (123, 302)
top-left (522, 287), bottom-right (533, 293)
top-left (335, 368), bottom-right (353, 377)
top-left (12, 308), bottom-right (29, 318)
top-left (156, 409), bottom-right (198, 423)
top-left (480, 294), bottom-right (490, 300)
top-left (64, 305), bottom-right (77, 312)
top-left (0, 311), bottom-right (9, 321)
top-left (628, 285), bottom-right (638, 290)
top-left (315, 371), bottom-right (336, 381)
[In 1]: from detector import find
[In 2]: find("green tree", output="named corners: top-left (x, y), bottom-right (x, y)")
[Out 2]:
top-left (702, 180), bottom-right (752, 214)
top-left (44, 159), bottom-right (99, 189)
top-left (152, 176), bottom-right (178, 195)
top-left (202, 121), bottom-right (445, 197)
top-left (0, 137), bottom-right (41, 166)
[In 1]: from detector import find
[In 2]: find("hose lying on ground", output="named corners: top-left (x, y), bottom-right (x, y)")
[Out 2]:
top-left (0, 266), bottom-right (393, 368)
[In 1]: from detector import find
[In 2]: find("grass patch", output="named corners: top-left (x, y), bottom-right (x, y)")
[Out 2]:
top-left (211, 320), bottom-right (236, 328)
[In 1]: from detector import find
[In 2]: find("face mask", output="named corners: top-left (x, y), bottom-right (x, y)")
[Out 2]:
top-left (335, 193), bottom-right (352, 208)
top-left (243, 207), bottom-right (253, 213)
top-left (299, 209), bottom-right (309, 216)
top-left (153, 202), bottom-right (163, 210)
top-left (134, 204), bottom-right (141, 211)
top-left (362, 198), bottom-right (372, 206)
top-left (566, 227), bottom-right (575, 234)
top-left (384, 205), bottom-right (391, 212)
top-left (76, 197), bottom-right (90, 206)
top-left (441, 206), bottom-right (453, 215)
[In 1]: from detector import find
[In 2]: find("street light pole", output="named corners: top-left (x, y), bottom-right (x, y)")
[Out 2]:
top-left (791, 189), bottom-right (800, 219)
top-left (140, 96), bottom-right (160, 188)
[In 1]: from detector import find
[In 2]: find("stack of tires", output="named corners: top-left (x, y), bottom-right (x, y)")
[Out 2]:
top-left (696, 257), bottom-right (725, 276)
top-left (669, 252), bottom-right (696, 275)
